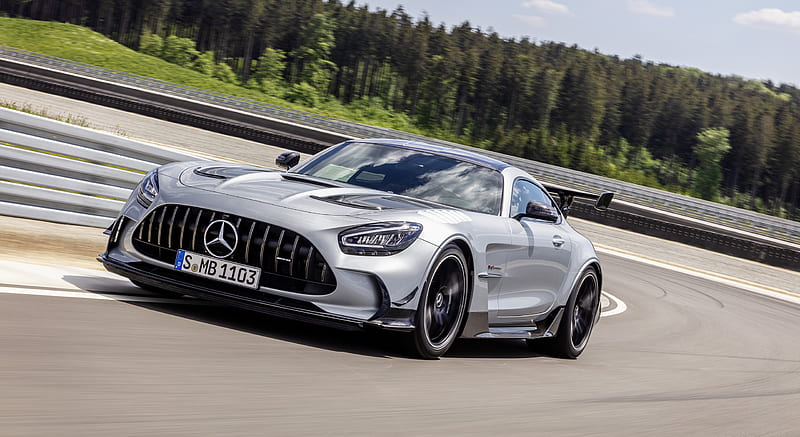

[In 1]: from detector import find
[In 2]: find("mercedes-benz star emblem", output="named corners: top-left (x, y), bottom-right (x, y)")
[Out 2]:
top-left (203, 219), bottom-right (238, 259)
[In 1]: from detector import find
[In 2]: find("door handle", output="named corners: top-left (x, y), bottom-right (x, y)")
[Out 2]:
top-left (552, 236), bottom-right (565, 248)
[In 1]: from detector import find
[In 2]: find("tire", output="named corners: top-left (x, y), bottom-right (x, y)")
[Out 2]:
top-left (130, 279), bottom-right (185, 298)
top-left (528, 267), bottom-right (600, 359)
top-left (409, 244), bottom-right (470, 359)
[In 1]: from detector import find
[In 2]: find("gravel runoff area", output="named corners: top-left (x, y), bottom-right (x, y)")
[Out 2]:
top-left (1, 82), bottom-right (798, 293)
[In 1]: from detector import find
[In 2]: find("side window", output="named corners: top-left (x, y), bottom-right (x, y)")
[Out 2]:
top-left (510, 179), bottom-right (560, 220)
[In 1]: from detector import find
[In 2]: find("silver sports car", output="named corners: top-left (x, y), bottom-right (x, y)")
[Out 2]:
top-left (100, 139), bottom-right (613, 359)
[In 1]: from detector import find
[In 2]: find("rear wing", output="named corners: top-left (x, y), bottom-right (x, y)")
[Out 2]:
top-left (542, 183), bottom-right (614, 216)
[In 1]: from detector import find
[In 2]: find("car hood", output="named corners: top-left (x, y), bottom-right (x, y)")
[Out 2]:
top-left (178, 163), bottom-right (449, 216)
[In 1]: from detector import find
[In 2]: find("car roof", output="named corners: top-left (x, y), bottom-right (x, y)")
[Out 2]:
top-left (352, 139), bottom-right (511, 171)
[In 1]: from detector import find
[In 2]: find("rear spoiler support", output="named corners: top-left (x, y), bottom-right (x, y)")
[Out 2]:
top-left (543, 183), bottom-right (614, 217)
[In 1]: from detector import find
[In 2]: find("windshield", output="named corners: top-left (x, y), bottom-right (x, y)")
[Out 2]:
top-left (295, 142), bottom-right (503, 215)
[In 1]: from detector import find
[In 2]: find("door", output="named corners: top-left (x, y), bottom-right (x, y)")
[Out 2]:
top-left (495, 179), bottom-right (572, 323)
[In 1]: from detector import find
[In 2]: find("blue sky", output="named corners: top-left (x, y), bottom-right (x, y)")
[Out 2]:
top-left (358, 0), bottom-right (800, 87)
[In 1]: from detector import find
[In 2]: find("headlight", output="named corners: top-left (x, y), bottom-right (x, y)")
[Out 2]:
top-left (136, 169), bottom-right (159, 208)
top-left (339, 222), bottom-right (423, 256)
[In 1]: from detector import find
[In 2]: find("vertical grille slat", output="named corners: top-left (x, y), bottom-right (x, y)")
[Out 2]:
top-left (178, 207), bottom-right (190, 250)
top-left (244, 221), bottom-right (256, 264)
top-left (146, 209), bottom-right (155, 243)
top-left (259, 225), bottom-right (271, 268)
top-left (232, 218), bottom-right (243, 263)
top-left (191, 208), bottom-right (203, 252)
top-left (304, 246), bottom-right (315, 280)
top-left (166, 205), bottom-right (179, 249)
top-left (320, 263), bottom-right (328, 284)
top-left (137, 215), bottom-right (145, 241)
top-left (274, 230), bottom-right (285, 272)
top-left (131, 205), bottom-right (336, 295)
top-left (156, 206), bottom-right (167, 247)
top-left (288, 235), bottom-right (300, 274)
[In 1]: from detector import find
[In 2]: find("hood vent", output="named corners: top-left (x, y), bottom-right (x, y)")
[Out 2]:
top-left (193, 166), bottom-right (272, 179)
top-left (312, 194), bottom-right (442, 210)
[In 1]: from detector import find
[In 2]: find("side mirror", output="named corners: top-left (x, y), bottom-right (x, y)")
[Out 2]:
top-left (515, 200), bottom-right (558, 222)
top-left (276, 151), bottom-right (300, 169)
top-left (594, 192), bottom-right (614, 211)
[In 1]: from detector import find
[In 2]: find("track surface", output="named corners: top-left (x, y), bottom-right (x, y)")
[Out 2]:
top-left (2, 247), bottom-right (799, 436)
top-left (2, 84), bottom-right (800, 435)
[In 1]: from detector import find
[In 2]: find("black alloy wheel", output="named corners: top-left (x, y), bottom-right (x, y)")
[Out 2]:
top-left (570, 269), bottom-right (600, 350)
top-left (411, 244), bottom-right (469, 359)
top-left (528, 267), bottom-right (599, 359)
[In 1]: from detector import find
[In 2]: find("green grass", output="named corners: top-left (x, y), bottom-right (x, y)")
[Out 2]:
top-left (0, 17), bottom-right (420, 133)
top-left (0, 18), bottom-right (291, 104)
top-left (0, 99), bottom-right (91, 127)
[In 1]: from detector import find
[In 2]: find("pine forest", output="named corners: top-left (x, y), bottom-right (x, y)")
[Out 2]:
top-left (2, 0), bottom-right (800, 220)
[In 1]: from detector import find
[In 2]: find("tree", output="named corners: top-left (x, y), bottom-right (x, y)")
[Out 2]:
top-left (289, 13), bottom-right (337, 94)
top-left (251, 47), bottom-right (287, 95)
top-left (694, 128), bottom-right (731, 201)
top-left (139, 32), bottom-right (163, 57)
top-left (161, 35), bottom-right (198, 68)
top-left (239, 0), bottom-right (267, 82)
top-left (552, 59), bottom-right (605, 142)
top-left (767, 104), bottom-right (800, 215)
top-left (192, 51), bottom-right (216, 76)
top-left (212, 62), bottom-right (237, 83)
top-left (252, 48), bottom-right (287, 83)
top-left (286, 82), bottom-right (319, 106)
top-left (749, 112), bottom-right (776, 208)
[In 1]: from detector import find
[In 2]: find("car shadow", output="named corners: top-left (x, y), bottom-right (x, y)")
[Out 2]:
top-left (446, 338), bottom-right (549, 359)
top-left (63, 274), bottom-right (548, 360)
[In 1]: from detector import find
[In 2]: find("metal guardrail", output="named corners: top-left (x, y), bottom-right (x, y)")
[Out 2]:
top-left (1, 107), bottom-right (799, 270)
top-left (571, 201), bottom-right (800, 271)
top-left (0, 107), bottom-right (199, 227)
top-left (1, 46), bottom-right (798, 246)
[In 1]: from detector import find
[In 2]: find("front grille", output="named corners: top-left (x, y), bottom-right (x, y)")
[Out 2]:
top-left (131, 204), bottom-right (336, 295)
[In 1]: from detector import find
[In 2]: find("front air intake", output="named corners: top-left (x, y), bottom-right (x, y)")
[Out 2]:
top-left (131, 204), bottom-right (336, 295)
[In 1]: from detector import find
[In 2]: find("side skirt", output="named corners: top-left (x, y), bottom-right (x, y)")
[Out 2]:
top-left (472, 307), bottom-right (564, 339)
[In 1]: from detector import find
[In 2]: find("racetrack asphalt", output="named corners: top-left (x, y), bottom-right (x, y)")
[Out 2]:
top-left (2, 82), bottom-right (800, 436)
top-left (2, 242), bottom-right (799, 436)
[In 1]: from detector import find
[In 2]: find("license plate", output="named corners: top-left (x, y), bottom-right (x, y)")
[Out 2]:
top-left (174, 250), bottom-right (261, 290)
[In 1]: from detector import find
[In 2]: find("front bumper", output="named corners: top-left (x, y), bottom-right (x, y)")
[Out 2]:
top-left (99, 253), bottom-right (416, 332)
